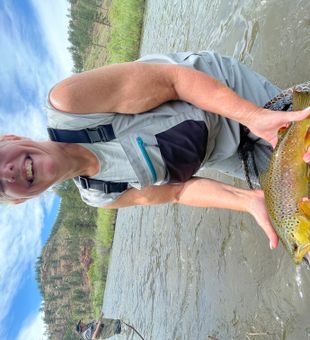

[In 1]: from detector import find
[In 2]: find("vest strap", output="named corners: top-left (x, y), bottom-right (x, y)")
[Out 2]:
top-left (47, 125), bottom-right (129, 194)
top-left (77, 176), bottom-right (128, 193)
top-left (47, 124), bottom-right (115, 143)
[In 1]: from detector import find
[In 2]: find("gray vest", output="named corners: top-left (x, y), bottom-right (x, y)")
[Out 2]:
top-left (46, 51), bottom-right (280, 206)
top-left (47, 100), bottom-right (214, 183)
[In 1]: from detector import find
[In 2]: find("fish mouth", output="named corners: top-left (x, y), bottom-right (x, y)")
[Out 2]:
top-left (295, 243), bottom-right (310, 266)
top-left (302, 251), bottom-right (310, 269)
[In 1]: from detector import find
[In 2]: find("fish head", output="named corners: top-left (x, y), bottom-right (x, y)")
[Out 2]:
top-left (284, 215), bottom-right (310, 266)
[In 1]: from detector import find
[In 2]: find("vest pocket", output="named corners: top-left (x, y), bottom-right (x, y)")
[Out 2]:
top-left (136, 137), bottom-right (158, 183)
top-left (119, 133), bottom-right (168, 187)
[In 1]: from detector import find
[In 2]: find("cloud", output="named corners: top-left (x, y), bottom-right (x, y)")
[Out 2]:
top-left (30, 0), bottom-right (73, 76)
top-left (0, 1), bottom-right (70, 339)
top-left (17, 311), bottom-right (48, 340)
top-left (0, 104), bottom-right (48, 140)
top-left (0, 0), bottom-right (73, 138)
top-left (0, 2), bottom-right (58, 93)
top-left (0, 195), bottom-right (57, 336)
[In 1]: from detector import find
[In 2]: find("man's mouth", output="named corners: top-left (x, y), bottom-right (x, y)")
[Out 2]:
top-left (25, 157), bottom-right (34, 183)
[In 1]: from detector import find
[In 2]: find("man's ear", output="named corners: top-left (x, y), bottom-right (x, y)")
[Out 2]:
top-left (2, 134), bottom-right (26, 141)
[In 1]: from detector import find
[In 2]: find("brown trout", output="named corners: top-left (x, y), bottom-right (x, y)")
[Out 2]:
top-left (260, 88), bottom-right (310, 265)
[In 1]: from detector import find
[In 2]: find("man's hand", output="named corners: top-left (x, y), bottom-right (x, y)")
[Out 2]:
top-left (246, 189), bottom-right (279, 249)
top-left (247, 107), bottom-right (310, 148)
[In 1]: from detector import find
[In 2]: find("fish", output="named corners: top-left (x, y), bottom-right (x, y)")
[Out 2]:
top-left (260, 87), bottom-right (310, 266)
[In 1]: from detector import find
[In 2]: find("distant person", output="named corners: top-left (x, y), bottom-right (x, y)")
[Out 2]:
top-left (76, 317), bottom-right (121, 339)
top-left (75, 313), bottom-right (143, 339)
top-left (1, 51), bottom-right (309, 249)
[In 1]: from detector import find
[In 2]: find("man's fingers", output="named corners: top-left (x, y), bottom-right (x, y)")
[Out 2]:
top-left (268, 232), bottom-right (279, 250)
top-left (269, 136), bottom-right (278, 149)
top-left (303, 151), bottom-right (310, 163)
top-left (261, 221), bottom-right (279, 249)
top-left (288, 106), bottom-right (310, 122)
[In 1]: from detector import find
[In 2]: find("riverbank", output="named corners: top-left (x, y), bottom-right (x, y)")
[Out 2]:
top-left (85, 0), bottom-right (146, 314)
top-left (83, 0), bottom-right (145, 70)
top-left (88, 209), bottom-right (117, 315)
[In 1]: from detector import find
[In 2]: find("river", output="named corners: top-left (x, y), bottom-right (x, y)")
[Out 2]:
top-left (102, 0), bottom-right (310, 339)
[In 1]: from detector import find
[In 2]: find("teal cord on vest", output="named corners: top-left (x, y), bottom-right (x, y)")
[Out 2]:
top-left (136, 137), bottom-right (157, 183)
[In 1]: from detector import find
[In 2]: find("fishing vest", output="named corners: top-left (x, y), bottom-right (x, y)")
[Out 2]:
top-left (47, 104), bottom-right (211, 191)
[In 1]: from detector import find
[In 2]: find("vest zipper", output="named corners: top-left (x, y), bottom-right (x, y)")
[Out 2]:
top-left (136, 137), bottom-right (157, 183)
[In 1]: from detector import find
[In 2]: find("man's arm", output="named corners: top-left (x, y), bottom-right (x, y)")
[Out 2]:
top-left (49, 61), bottom-right (310, 146)
top-left (49, 62), bottom-right (257, 123)
top-left (104, 178), bottom-right (278, 249)
top-left (92, 320), bottom-right (103, 339)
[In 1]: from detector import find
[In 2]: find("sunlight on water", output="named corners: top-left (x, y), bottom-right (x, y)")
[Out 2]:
top-left (295, 266), bottom-right (303, 299)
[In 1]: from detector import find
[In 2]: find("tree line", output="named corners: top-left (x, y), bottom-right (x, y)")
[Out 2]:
top-left (67, 0), bottom-right (110, 72)
top-left (35, 181), bottom-right (98, 339)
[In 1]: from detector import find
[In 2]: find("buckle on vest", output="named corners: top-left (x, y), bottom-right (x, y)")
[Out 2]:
top-left (86, 126), bottom-right (108, 143)
top-left (47, 128), bottom-right (57, 141)
top-left (79, 176), bottom-right (90, 189)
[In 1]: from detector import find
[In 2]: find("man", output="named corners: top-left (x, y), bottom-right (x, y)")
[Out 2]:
top-left (1, 51), bottom-right (309, 250)
top-left (75, 315), bottom-right (122, 339)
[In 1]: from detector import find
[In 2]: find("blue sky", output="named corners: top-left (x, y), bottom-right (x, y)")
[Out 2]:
top-left (0, 1), bottom-right (73, 339)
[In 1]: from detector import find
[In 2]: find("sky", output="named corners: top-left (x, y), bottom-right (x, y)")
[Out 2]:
top-left (0, 1), bottom-right (73, 339)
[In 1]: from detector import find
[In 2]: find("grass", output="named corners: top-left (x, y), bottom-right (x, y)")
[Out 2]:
top-left (83, 0), bottom-right (145, 69)
top-left (107, 0), bottom-right (145, 63)
top-left (88, 208), bottom-right (117, 315)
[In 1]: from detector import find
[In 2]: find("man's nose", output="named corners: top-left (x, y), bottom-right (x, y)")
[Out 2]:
top-left (2, 163), bottom-right (16, 183)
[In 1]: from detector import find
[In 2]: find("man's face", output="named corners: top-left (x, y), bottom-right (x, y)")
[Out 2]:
top-left (0, 138), bottom-right (60, 202)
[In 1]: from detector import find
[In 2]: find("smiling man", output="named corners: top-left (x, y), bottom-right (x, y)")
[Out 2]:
top-left (0, 137), bottom-right (98, 203)
top-left (1, 51), bottom-right (310, 253)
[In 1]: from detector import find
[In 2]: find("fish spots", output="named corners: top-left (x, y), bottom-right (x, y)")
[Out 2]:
top-left (260, 89), bottom-right (310, 263)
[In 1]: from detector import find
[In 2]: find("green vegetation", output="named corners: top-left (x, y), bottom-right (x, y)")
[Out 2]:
top-left (68, 0), bottom-right (145, 71)
top-left (88, 209), bottom-right (117, 315)
top-left (106, 0), bottom-right (145, 64)
top-left (37, 182), bottom-right (117, 339)
top-left (67, 0), bottom-right (111, 72)
top-left (37, 181), bottom-right (98, 339)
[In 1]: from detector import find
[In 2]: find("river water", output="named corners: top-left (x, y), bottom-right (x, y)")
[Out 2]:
top-left (102, 0), bottom-right (310, 339)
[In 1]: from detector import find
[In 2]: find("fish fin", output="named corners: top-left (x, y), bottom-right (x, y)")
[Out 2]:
top-left (293, 90), bottom-right (310, 111)
top-left (299, 199), bottom-right (310, 218)
top-left (277, 126), bottom-right (289, 143)
top-left (305, 128), bottom-right (310, 151)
